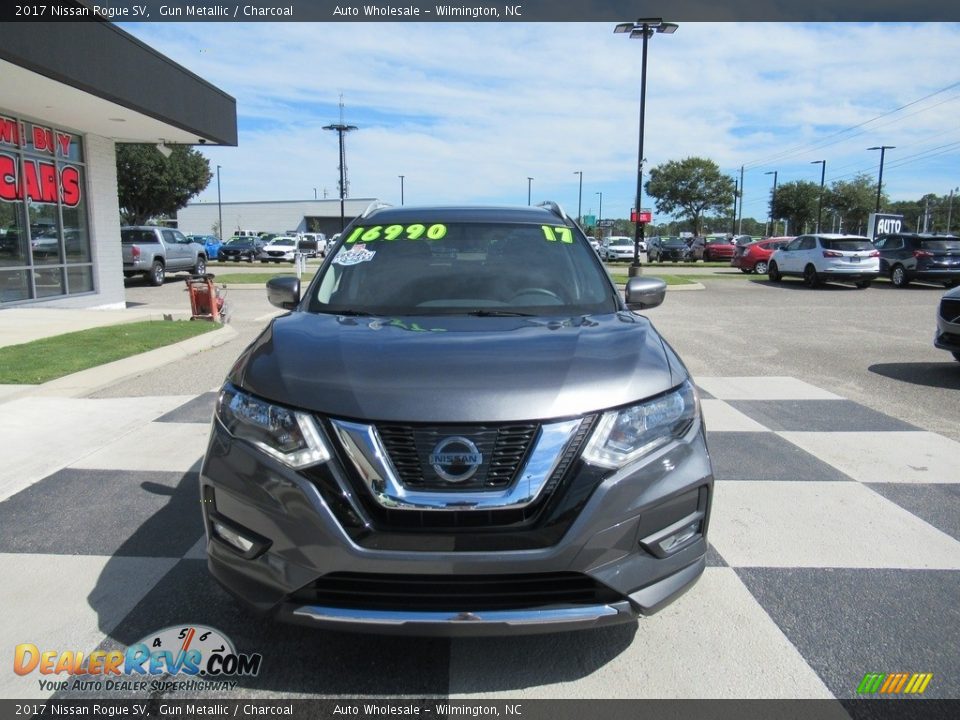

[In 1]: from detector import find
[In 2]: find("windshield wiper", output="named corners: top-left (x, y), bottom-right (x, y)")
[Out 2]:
top-left (465, 310), bottom-right (535, 317)
top-left (328, 309), bottom-right (374, 317)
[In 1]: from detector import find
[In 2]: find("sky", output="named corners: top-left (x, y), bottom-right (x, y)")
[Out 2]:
top-left (123, 21), bottom-right (960, 223)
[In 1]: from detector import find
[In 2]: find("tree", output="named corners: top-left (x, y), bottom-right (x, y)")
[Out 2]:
top-left (772, 180), bottom-right (821, 235)
top-left (645, 157), bottom-right (736, 235)
top-left (116, 144), bottom-right (212, 225)
top-left (824, 173), bottom-right (884, 235)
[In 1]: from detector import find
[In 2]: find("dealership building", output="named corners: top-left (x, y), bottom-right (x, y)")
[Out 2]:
top-left (177, 198), bottom-right (376, 239)
top-left (0, 22), bottom-right (236, 308)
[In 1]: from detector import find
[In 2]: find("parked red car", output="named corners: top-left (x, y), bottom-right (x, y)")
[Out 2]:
top-left (732, 236), bottom-right (794, 274)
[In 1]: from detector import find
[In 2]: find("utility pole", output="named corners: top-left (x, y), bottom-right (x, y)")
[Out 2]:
top-left (737, 165), bottom-right (744, 234)
top-left (323, 95), bottom-right (358, 232)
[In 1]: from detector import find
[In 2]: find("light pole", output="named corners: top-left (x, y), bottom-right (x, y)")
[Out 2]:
top-left (615, 18), bottom-right (678, 276)
top-left (573, 171), bottom-right (583, 224)
top-left (764, 170), bottom-right (778, 236)
top-left (595, 191), bottom-right (603, 232)
top-left (216, 165), bottom-right (223, 241)
top-left (811, 160), bottom-right (826, 233)
top-left (947, 187), bottom-right (959, 234)
top-left (867, 145), bottom-right (895, 213)
top-left (398, 175), bottom-right (405, 205)
top-left (527, 177), bottom-right (534, 206)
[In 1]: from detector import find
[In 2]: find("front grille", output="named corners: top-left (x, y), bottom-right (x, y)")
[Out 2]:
top-left (377, 423), bottom-right (537, 491)
top-left (289, 571), bottom-right (624, 611)
top-left (940, 298), bottom-right (960, 323)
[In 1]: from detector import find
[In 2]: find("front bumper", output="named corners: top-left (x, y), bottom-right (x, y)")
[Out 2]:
top-left (200, 412), bottom-right (713, 636)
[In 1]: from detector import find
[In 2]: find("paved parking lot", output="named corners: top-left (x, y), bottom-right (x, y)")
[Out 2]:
top-left (1, 273), bottom-right (958, 700)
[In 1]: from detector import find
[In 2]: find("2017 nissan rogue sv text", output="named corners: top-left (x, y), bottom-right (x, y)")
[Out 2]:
top-left (200, 202), bottom-right (714, 635)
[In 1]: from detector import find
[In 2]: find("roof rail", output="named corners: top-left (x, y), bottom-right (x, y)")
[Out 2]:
top-left (537, 201), bottom-right (570, 223)
top-left (360, 200), bottom-right (392, 219)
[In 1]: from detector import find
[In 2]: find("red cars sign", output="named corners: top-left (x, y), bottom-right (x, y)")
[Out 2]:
top-left (0, 116), bottom-right (81, 207)
top-left (630, 209), bottom-right (653, 224)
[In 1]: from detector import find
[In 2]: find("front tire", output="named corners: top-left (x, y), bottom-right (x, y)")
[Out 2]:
top-left (855, 280), bottom-right (872, 289)
top-left (148, 260), bottom-right (165, 286)
top-left (768, 262), bottom-right (781, 282)
top-left (891, 265), bottom-right (909, 288)
top-left (953, 352), bottom-right (960, 362)
top-left (193, 256), bottom-right (206, 275)
top-left (754, 260), bottom-right (768, 275)
top-left (804, 265), bottom-right (820, 288)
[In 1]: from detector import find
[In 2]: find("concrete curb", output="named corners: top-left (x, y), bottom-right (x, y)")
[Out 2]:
top-left (0, 323), bottom-right (238, 404)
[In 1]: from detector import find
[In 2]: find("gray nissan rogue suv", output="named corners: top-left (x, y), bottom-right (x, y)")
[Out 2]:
top-left (200, 202), bottom-right (713, 635)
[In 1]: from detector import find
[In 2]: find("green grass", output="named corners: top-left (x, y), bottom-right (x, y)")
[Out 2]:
top-left (0, 320), bottom-right (219, 385)
top-left (608, 272), bottom-right (698, 286)
top-left (215, 272), bottom-right (315, 284)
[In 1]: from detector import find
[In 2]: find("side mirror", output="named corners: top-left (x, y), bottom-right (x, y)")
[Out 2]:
top-left (266, 276), bottom-right (300, 309)
top-left (624, 277), bottom-right (667, 311)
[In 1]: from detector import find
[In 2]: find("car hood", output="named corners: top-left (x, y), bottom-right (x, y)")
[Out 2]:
top-left (230, 311), bottom-right (680, 423)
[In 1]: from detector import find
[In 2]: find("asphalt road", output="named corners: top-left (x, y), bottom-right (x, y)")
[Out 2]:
top-left (107, 267), bottom-right (960, 442)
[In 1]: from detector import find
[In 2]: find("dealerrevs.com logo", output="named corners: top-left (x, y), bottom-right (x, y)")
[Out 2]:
top-left (14, 625), bottom-right (262, 693)
top-left (856, 672), bottom-right (934, 695)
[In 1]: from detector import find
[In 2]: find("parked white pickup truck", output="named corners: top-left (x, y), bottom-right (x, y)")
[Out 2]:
top-left (121, 226), bottom-right (208, 286)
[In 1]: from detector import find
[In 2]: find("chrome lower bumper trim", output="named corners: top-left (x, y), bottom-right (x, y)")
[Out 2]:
top-left (289, 603), bottom-right (625, 627)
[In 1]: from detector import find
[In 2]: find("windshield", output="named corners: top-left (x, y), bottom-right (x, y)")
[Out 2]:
top-left (227, 238), bottom-right (252, 245)
top-left (269, 238), bottom-right (296, 246)
top-left (663, 238), bottom-right (686, 247)
top-left (307, 221), bottom-right (618, 317)
top-left (610, 238), bottom-right (632, 247)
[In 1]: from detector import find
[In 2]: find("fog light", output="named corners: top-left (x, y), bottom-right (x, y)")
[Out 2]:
top-left (639, 510), bottom-right (704, 558)
top-left (213, 521), bottom-right (254, 553)
top-left (658, 520), bottom-right (701, 555)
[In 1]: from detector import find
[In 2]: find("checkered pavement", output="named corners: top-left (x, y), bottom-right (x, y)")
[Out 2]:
top-left (1, 377), bottom-right (958, 700)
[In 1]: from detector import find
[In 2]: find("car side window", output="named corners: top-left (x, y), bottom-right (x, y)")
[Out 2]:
top-left (161, 230), bottom-right (177, 244)
top-left (785, 238), bottom-right (802, 252)
top-left (801, 237), bottom-right (816, 251)
top-left (173, 231), bottom-right (189, 244)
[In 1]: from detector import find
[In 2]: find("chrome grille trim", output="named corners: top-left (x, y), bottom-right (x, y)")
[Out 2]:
top-left (329, 417), bottom-right (584, 511)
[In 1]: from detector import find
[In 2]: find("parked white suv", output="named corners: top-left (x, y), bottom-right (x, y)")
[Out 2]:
top-left (768, 234), bottom-right (879, 288)
top-left (259, 236), bottom-right (301, 263)
top-left (603, 235), bottom-right (643, 262)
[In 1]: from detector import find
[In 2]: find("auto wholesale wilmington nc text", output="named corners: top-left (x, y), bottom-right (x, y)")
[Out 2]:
top-left (333, 5), bottom-right (522, 18)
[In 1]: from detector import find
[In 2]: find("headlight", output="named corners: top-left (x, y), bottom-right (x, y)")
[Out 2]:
top-left (216, 384), bottom-right (330, 468)
top-left (581, 381), bottom-right (699, 469)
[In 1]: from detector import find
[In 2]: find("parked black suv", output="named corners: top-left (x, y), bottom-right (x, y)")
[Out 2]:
top-left (200, 202), bottom-right (713, 635)
top-left (874, 233), bottom-right (960, 288)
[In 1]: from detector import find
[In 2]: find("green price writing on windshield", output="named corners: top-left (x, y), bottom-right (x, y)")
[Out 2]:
top-left (541, 225), bottom-right (573, 244)
top-left (345, 223), bottom-right (448, 244)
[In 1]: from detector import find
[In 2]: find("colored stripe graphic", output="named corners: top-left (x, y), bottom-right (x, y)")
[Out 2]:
top-left (857, 673), bottom-right (933, 695)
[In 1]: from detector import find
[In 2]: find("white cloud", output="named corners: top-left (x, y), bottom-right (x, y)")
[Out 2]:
top-left (125, 21), bottom-right (960, 221)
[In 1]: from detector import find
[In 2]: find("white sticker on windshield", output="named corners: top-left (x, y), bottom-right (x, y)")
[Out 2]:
top-left (333, 247), bottom-right (377, 266)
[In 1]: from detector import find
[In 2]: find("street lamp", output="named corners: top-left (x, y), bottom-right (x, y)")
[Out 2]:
top-left (867, 145), bottom-right (895, 213)
top-left (527, 177), bottom-right (534, 205)
top-left (946, 187), bottom-right (959, 234)
top-left (398, 175), bottom-right (405, 206)
top-left (595, 191), bottom-right (603, 231)
top-left (811, 160), bottom-right (826, 233)
top-left (573, 171), bottom-right (583, 224)
top-left (615, 18), bottom-right (678, 275)
top-left (216, 165), bottom-right (223, 241)
top-left (764, 170), bottom-right (778, 236)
